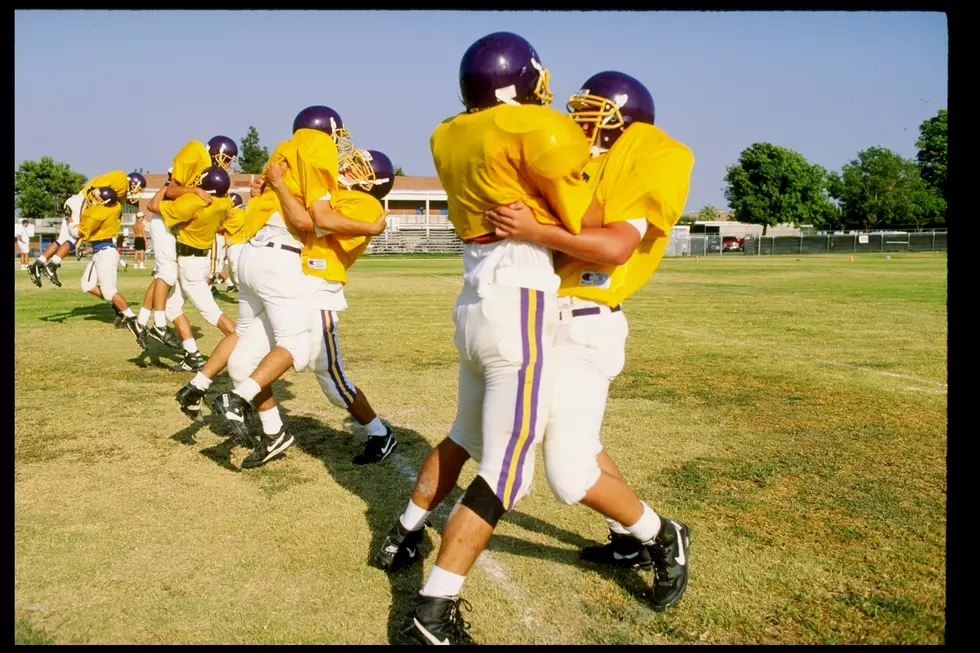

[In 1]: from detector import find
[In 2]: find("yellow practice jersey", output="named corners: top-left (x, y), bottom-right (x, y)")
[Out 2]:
top-left (556, 123), bottom-right (694, 307)
top-left (77, 203), bottom-right (122, 243)
top-left (159, 195), bottom-right (235, 251)
top-left (82, 170), bottom-right (129, 202)
top-left (241, 128), bottom-right (340, 242)
top-left (430, 104), bottom-right (594, 240)
top-left (171, 140), bottom-right (212, 188)
top-left (301, 189), bottom-right (384, 285)
top-left (222, 206), bottom-right (247, 246)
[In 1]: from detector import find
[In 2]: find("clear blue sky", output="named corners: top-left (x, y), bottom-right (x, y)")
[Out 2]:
top-left (14, 10), bottom-right (947, 212)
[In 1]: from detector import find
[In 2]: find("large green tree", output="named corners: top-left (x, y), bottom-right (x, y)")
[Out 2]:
top-left (14, 157), bottom-right (87, 218)
top-left (393, 165), bottom-right (405, 176)
top-left (235, 126), bottom-right (270, 174)
top-left (828, 146), bottom-right (941, 230)
top-left (915, 108), bottom-right (947, 204)
top-left (723, 143), bottom-right (837, 234)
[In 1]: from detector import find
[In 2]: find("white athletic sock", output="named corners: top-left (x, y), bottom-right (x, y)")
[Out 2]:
top-left (399, 500), bottom-right (431, 532)
top-left (364, 416), bottom-right (388, 437)
top-left (37, 254), bottom-right (47, 264)
top-left (190, 372), bottom-right (212, 392)
top-left (51, 255), bottom-right (62, 265)
top-left (234, 378), bottom-right (261, 403)
top-left (258, 406), bottom-right (283, 435)
top-left (137, 307), bottom-right (151, 327)
top-left (182, 339), bottom-right (198, 354)
top-left (625, 503), bottom-right (662, 545)
top-left (154, 311), bottom-right (167, 328)
top-left (122, 307), bottom-right (135, 318)
top-left (606, 517), bottom-right (631, 536)
top-left (420, 565), bottom-right (466, 600)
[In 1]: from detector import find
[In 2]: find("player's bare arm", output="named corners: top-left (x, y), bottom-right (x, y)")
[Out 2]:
top-left (310, 201), bottom-right (387, 237)
top-left (264, 161), bottom-right (315, 232)
top-left (486, 201), bottom-right (639, 266)
top-left (165, 181), bottom-right (213, 205)
top-left (145, 184), bottom-right (169, 214)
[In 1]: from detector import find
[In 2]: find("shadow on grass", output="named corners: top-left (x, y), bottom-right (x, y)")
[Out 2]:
top-left (287, 414), bottom-right (437, 645)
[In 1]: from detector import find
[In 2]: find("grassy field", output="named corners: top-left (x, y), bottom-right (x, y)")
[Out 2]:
top-left (14, 252), bottom-right (947, 644)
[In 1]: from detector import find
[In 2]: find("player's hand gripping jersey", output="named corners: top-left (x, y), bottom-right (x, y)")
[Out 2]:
top-left (556, 123), bottom-right (694, 307)
top-left (430, 104), bottom-right (595, 242)
top-left (241, 128), bottom-right (340, 243)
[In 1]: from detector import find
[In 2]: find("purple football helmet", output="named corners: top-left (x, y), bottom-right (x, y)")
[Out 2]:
top-left (293, 105), bottom-right (354, 169)
top-left (346, 149), bottom-right (395, 201)
top-left (459, 31), bottom-right (552, 111)
top-left (127, 172), bottom-right (147, 204)
top-left (567, 71), bottom-right (655, 150)
top-left (86, 186), bottom-right (119, 208)
top-left (230, 192), bottom-right (243, 208)
top-left (199, 166), bottom-right (231, 198)
top-left (208, 136), bottom-right (238, 170)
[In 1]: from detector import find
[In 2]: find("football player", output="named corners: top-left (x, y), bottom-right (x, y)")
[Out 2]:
top-left (198, 107), bottom-right (383, 469)
top-left (178, 149), bottom-right (398, 468)
top-left (74, 172), bottom-right (142, 340)
top-left (135, 137), bottom-right (238, 360)
top-left (483, 71), bottom-right (696, 612)
top-left (219, 192), bottom-right (247, 292)
top-left (208, 194), bottom-right (242, 294)
top-left (142, 166), bottom-right (238, 370)
top-left (29, 173), bottom-right (146, 288)
top-left (378, 32), bottom-right (602, 646)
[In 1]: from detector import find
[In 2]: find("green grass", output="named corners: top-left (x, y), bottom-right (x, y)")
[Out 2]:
top-left (14, 251), bottom-right (946, 644)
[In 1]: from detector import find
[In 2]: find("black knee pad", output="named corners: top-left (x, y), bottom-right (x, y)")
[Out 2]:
top-left (460, 475), bottom-right (506, 527)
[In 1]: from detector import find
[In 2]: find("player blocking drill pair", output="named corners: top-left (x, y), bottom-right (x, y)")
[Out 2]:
top-left (135, 136), bottom-right (238, 369)
top-left (176, 107), bottom-right (391, 469)
top-left (69, 171), bottom-right (146, 339)
top-left (28, 172), bottom-right (146, 289)
top-left (376, 34), bottom-right (694, 646)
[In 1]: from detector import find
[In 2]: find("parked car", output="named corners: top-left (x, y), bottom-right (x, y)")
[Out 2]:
top-left (722, 236), bottom-right (743, 252)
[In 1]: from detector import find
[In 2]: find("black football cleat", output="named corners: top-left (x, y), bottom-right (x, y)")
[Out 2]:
top-left (395, 595), bottom-right (474, 645)
top-left (353, 426), bottom-right (398, 465)
top-left (647, 518), bottom-right (692, 612)
top-left (580, 530), bottom-right (654, 570)
top-left (173, 350), bottom-right (206, 372)
top-left (28, 262), bottom-right (43, 288)
top-left (210, 392), bottom-right (258, 448)
top-left (374, 519), bottom-right (428, 572)
top-left (175, 382), bottom-right (207, 423)
top-left (241, 426), bottom-right (295, 469)
top-left (44, 261), bottom-right (62, 287)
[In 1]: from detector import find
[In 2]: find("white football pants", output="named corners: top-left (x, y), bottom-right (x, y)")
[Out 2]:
top-left (543, 297), bottom-right (629, 505)
top-left (80, 246), bottom-right (120, 299)
top-left (448, 283), bottom-right (559, 512)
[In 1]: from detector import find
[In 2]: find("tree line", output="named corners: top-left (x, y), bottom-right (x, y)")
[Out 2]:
top-left (688, 109), bottom-right (947, 233)
top-left (14, 127), bottom-right (407, 218)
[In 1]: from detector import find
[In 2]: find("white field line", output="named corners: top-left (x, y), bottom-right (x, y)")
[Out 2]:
top-left (385, 448), bottom-right (564, 644)
top-left (673, 329), bottom-right (947, 389)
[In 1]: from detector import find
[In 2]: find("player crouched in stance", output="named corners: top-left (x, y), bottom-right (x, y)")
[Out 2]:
top-left (485, 71), bottom-right (695, 612)
top-left (74, 172), bottom-right (143, 340)
top-left (379, 32), bottom-right (602, 645)
top-left (143, 166), bottom-right (238, 370)
top-left (29, 172), bottom-right (146, 289)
